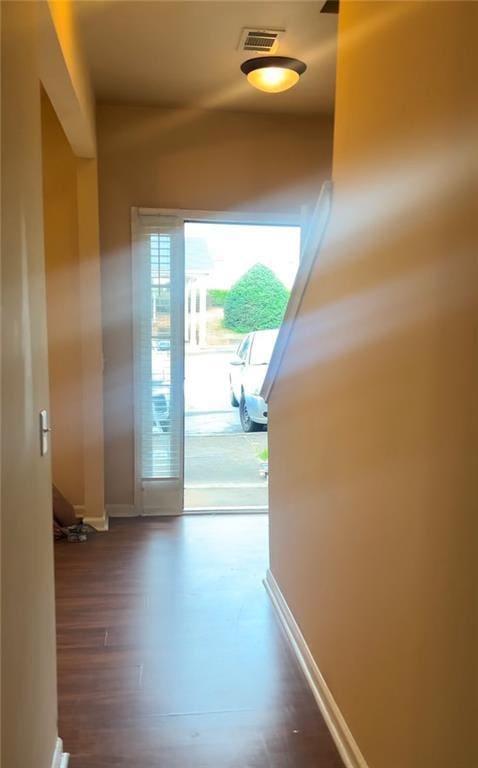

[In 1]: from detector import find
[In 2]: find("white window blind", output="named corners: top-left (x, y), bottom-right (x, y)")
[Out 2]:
top-left (132, 211), bottom-right (184, 481)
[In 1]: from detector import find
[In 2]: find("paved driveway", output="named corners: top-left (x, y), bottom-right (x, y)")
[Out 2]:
top-left (184, 349), bottom-right (268, 509)
top-left (185, 348), bottom-right (244, 435)
top-left (186, 410), bottom-right (241, 435)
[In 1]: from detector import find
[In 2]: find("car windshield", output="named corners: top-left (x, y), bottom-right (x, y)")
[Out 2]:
top-left (249, 330), bottom-right (279, 365)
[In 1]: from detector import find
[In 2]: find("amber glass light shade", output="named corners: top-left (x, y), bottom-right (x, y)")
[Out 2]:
top-left (241, 56), bottom-right (306, 93)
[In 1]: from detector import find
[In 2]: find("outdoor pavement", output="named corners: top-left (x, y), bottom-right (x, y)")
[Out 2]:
top-left (184, 348), bottom-right (268, 509)
top-left (184, 432), bottom-right (267, 509)
top-left (185, 410), bottom-right (241, 435)
top-left (185, 347), bottom-right (237, 416)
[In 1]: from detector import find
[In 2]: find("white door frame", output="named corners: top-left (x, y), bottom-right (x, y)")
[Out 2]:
top-left (132, 208), bottom-right (186, 516)
top-left (132, 207), bottom-right (303, 516)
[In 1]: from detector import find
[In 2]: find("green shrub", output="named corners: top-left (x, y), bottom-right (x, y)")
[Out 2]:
top-left (224, 263), bottom-right (289, 333)
top-left (207, 288), bottom-right (229, 308)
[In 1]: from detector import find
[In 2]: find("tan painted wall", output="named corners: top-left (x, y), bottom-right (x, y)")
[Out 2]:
top-left (40, 5), bottom-right (105, 524)
top-left (42, 90), bottom-right (85, 506)
top-left (269, 3), bottom-right (477, 768)
top-left (97, 104), bottom-right (334, 505)
top-left (1, 3), bottom-right (58, 767)
top-left (39, 0), bottom-right (96, 157)
top-left (77, 157), bottom-right (106, 523)
top-left (47, 0), bottom-right (95, 130)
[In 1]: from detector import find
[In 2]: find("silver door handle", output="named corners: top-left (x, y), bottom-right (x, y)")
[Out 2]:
top-left (39, 410), bottom-right (51, 455)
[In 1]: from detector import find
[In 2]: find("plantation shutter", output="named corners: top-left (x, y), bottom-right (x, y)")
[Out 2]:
top-left (132, 209), bottom-right (184, 488)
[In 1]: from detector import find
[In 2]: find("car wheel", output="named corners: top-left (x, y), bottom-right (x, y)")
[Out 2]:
top-left (240, 394), bottom-right (261, 433)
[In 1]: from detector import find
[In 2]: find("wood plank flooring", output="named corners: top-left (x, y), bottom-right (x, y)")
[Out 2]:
top-left (55, 515), bottom-right (343, 767)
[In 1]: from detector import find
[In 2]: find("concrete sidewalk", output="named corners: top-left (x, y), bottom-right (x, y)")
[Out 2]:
top-left (184, 432), bottom-right (268, 509)
top-left (185, 410), bottom-right (242, 436)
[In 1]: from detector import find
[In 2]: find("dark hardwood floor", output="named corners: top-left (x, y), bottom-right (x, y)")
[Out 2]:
top-left (55, 515), bottom-right (343, 767)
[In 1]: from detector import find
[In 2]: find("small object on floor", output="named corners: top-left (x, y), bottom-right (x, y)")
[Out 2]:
top-left (65, 524), bottom-right (95, 543)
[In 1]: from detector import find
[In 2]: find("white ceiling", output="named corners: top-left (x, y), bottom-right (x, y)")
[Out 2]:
top-left (74, 1), bottom-right (338, 115)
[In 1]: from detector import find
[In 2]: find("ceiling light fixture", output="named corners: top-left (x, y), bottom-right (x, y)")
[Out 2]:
top-left (240, 56), bottom-right (307, 94)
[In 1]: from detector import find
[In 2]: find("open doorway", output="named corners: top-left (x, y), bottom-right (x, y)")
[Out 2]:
top-left (132, 209), bottom-right (301, 515)
top-left (184, 221), bottom-right (301, 512)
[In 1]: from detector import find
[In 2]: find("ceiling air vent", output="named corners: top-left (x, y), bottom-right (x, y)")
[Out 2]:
top-left (238, 28), bottom-right (284, 54)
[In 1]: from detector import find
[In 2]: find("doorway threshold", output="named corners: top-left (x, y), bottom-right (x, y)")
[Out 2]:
top-left (184, 505), bottom-right (268, 515)
top-left (184, 482), bottom-right (267, 509)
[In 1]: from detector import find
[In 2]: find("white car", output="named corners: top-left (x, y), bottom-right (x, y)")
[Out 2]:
top-left (229, 329), bottom-right (278, 432)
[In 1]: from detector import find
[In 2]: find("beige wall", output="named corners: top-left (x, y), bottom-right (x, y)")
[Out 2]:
top-left (269, 3), bottom-right (477, 768)
top-left (40, 7), bottom-right (105, 525)
top-left (42, 90), bottom-right (85, 506)
top-left (1, 3), bottom-right (58, 767)
top-left (39, 0), bottom-right (96, 157)
top-left (97, 104), bottom-right (334, 506)
top-left (76, 156), bottom-right (106, 523)
top-left (42, 93), bottom-right (105, 524)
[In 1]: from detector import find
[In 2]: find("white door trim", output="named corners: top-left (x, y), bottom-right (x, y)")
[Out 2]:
top-left (137, 207), bottom-right (302, 228)
top-left (132, 207), bottom-right (302, 515)
top-left (131, 208), bottom-right (185, 515)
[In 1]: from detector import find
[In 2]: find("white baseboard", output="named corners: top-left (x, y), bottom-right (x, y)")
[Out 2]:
top-left (51, 738), bottom-right (69, 768)
top-left (74, 506), bottom-right (109, 531)
top-left (107, 505), bottom-right (183, 517)
top-left (83, 514), bottom-right (109, 531)
top-left (106, 504), bottom-right (135, 517)
top-left (264, 570), bottom-right (369, 768)
top-left (184, 505), bottom-right (268, 514)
